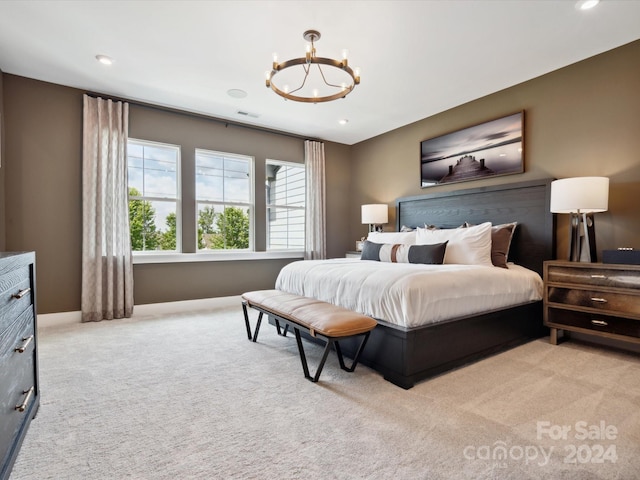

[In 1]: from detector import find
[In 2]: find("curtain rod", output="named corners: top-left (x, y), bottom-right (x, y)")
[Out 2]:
top-left (84, 91), bottom-right (322, 143)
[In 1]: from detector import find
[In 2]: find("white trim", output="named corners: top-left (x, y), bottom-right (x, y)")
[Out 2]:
top-left (38, 310), bottom-right (82, 329)
top-left (133, 250), bottom-right (303, 264)
top-left (38, 296), bottom-right (244, 330)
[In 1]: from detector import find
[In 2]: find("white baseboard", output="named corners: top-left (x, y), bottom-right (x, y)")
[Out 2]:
top-left (37, 296), bottom-right (242, 330)
top-left (38, 310), bottom-right (83, 329)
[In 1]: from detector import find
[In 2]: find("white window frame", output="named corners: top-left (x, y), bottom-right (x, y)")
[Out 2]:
top-left (127, 138), bottom-right (182, 254)
top-left (195, 149), bottom-right (255, 252)
top-left (265, 159), bottom-right (306, 251)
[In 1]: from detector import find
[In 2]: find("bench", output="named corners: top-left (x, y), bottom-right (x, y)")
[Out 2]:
top-left (241, 290), bottom-right (377, 383)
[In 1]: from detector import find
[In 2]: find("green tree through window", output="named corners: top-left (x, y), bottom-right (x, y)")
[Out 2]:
top-left (129, 187), bottom-right (159, 250)
top-left (160, 212), bottom-right (177, 250)
top-left (198, 206), bottom-right (249, 250)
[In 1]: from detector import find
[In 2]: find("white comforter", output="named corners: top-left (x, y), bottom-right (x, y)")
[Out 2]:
top-left (275, 259), bottom-right (543, 328)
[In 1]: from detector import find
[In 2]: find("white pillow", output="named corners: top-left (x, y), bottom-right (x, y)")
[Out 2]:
top-left (415, 222), bottom-right (493, 266)
top-left (367, 231), bottom-right (416, 245)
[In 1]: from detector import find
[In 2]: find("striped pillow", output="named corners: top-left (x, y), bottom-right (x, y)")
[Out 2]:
top-left (360, 241), bottom-right (447, 264)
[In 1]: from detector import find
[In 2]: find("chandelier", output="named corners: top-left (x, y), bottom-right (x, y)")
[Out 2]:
top-left (265, 30), bottom-right (361, 103)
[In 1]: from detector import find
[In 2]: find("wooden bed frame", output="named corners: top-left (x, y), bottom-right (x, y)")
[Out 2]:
top-left (334, 178), bottom-right (556, 389)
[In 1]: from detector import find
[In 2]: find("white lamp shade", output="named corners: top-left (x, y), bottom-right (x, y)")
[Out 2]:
top-left (361, 204), bottom-right (388, 224)
top-left (550, 177), bottom-right (609, 213)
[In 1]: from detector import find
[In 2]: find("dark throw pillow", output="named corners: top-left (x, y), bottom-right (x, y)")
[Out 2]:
top-left (360, 240), bottom-right (448, 265)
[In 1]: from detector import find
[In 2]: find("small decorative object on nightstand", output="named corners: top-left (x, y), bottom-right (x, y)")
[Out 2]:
top-left (345, 251), bottom-right (362, 259)
top-left (543, 260), bottom-right (640, 346)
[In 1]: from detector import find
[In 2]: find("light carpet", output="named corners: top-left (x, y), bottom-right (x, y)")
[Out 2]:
top-left (10, 296), bottom-right (640, 479)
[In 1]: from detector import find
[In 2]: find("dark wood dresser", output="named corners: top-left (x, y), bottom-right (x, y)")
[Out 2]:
top-left (543, 260), bottom-right (640, 346)
top-left (0, 252), bottom-right (39, 480)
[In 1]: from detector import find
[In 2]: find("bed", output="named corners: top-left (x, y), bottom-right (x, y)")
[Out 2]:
top-left (277, 178), bottom-right (555, 388)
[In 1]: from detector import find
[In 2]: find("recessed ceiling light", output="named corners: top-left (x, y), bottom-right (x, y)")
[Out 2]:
top-left (339, 119), bottom-right (349, 125)
top-left (227, 89), bottom-right (248, 99)
top-left (236, 110), bottom-right (260, 118)
top-left (575, 0), bottom-right (599, 10)
top-left (95, 55), bottom-right (113, 65)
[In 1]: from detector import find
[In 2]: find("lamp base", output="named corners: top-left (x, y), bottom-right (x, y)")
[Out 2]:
top-left (568, 212), bottom-right (597, 262)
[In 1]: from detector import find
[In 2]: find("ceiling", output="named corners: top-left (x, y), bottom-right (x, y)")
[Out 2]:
top-left (1, 1), bottom-right (640, 146)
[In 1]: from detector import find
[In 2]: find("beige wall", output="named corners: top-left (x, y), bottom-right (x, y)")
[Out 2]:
top-left (3, 76), bottom-right (84, 314)
top-left (349, 40), bottom-right (640, 259)
top-left (1, 75), bottom-right (352, 312)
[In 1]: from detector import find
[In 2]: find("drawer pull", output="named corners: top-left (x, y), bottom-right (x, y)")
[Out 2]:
top-left (591, 319), bottom-right (609, 327)
top-left (590, 274), bottom-right (607, 279)
top-left (14, 335), bottom-right (34, 353)
top-left (590, 297), bottom-right (608, 303)
top-left (11, 287), bottom-right (31, 299)
top-left (15, 386), bottom-right (35, 413)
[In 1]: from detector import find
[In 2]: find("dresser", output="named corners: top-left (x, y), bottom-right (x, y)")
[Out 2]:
top-left (543, 260), bottom-right (640, 346)
top-left (0, 252), bottom-right (39, 480)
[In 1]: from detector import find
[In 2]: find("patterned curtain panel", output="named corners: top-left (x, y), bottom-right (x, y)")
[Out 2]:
top-left (304, 140), bottom-right (326, 260)
top-left (81, 95), bottom-right (133, 322)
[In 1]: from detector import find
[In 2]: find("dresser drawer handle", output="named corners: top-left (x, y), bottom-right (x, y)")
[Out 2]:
top-left (590, 274), bottom-right (607, 279)
top-left (590, 297), bottom-right (608, 303)
top-left (14, 335), bottom-right (34, 353)
top-left (591, 319), bottom-right (609, 327)
top-left (11, 287), bottom-right (31, 299)
top-left (15, 386), bottom-right (35, 413)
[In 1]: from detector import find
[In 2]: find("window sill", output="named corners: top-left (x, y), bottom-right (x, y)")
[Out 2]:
top-left (132, 251), bottom-right (305, 264)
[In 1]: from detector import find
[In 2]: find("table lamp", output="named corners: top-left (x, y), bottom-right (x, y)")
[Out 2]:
top-left (361, 204), bottom-right (388, 233)
top-left (550, 176), bottom-right (609, 262)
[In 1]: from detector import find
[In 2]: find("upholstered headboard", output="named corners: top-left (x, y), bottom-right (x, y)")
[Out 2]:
top-left (396, 179), bottom-right (555, 275)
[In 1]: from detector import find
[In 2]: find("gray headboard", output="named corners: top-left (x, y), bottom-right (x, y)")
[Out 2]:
top-left (396, 178), bottom-right (556, 275)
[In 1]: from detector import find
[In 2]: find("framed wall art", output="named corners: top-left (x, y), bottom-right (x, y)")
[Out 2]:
top-left (420, 111), bottom-right (524, 187)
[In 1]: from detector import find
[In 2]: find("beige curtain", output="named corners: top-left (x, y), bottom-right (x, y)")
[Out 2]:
top-left (304, 140), bottom-right (326, 260)
top-left (81, 95), bottom-right (133, 322)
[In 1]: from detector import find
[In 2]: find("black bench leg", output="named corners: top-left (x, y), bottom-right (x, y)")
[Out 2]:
top-left (275, 320), bottom-right (289, 337)
top-left (242, 302), bottom-right (263, 342)
top-left (294, 328), bottom-right (333, 383)
top-left (334, 331), bottom-right (371, 372)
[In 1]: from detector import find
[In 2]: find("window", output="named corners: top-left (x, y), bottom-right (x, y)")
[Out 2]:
top-left (127, 139), bottom-right (181, 252)
top-left (266, 160), bottom-right (305, 250)
top-left (196, 149), bottom-right (253, 251)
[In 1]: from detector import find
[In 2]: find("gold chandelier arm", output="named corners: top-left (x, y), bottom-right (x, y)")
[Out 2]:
top-left (287, 63), bottom-right (311, 95)
top-left (314, 63), bottom-right (343, 89)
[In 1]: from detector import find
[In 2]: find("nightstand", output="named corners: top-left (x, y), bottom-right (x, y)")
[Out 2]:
top-left (345, 251), bottom-right (361, 259)
top-left (543, 260), bottom-right (640, 346)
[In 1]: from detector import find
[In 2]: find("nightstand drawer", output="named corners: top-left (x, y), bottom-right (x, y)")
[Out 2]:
top-left (546, 264), bottom-right (640, 289)
top-left (548, 287), bottom-right (640, 317)
top-left (547, 308), bottom-right (640, 338)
